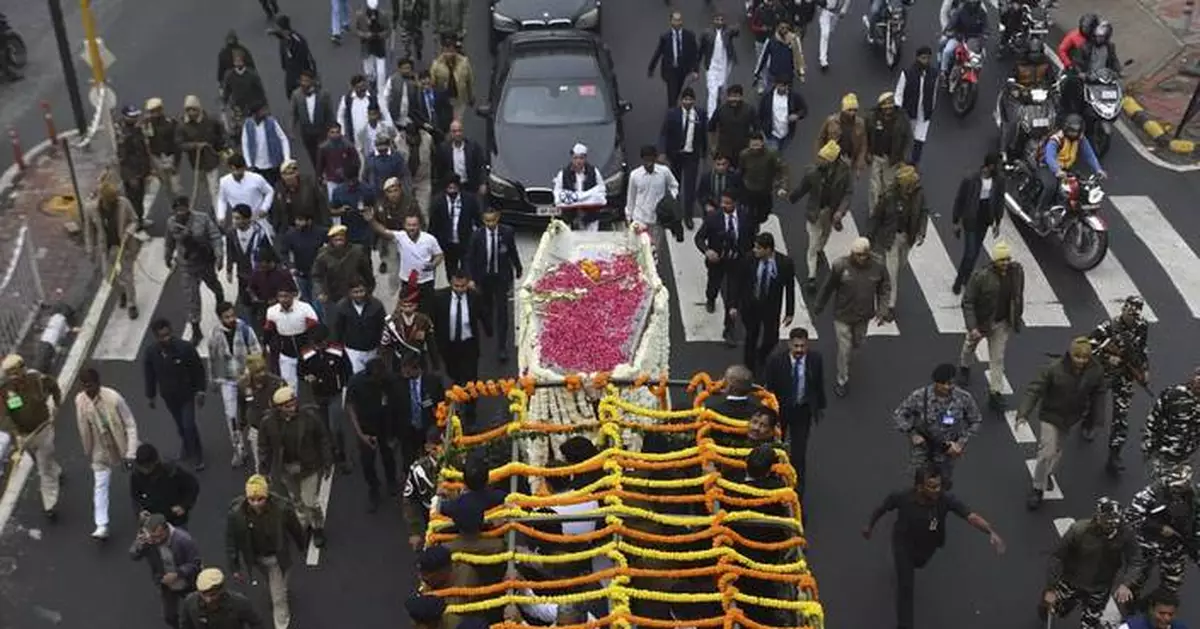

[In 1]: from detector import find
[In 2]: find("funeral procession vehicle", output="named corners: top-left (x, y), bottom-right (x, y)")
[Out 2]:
top-left (490, 0), bottom-right (602, 49)
top-left (476, 30), bottom-right (631, 227)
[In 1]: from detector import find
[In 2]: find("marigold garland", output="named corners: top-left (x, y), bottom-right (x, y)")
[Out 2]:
top-left (427, 372), bottom-right (824, 629)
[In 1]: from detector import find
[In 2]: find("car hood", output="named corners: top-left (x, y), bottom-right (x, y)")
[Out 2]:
top-left (492, 123), bottom-right (617, 186)
top-left (494, 0), bottom-right (592, 21)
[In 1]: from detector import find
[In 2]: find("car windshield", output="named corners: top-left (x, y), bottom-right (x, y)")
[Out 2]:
top-left (499, 53), bottom-right (611, 126)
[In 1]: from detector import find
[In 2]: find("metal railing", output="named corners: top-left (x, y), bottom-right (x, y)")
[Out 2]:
top-left (0, 223), bottom-right (47, 357)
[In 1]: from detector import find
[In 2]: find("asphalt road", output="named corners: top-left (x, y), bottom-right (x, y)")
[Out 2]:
top-left (2, 0), bottom-right (1200, 627)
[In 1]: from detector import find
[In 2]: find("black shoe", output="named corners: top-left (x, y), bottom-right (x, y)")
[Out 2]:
top-left (683, 218), bottom-right (695, 230)
top-left (498, 351), bottom-right (509, 363)
top-left (802, 278), bottom-right (818, 294)
top-left (312, 528), bottom-right (326, 548)
top-left (956, 366), bottom-right (971, 387)
top-left (951, 281), bottom-right (963, 295)
top-left (1046, 475), bottom-right (1055, 492)
top-left (820, 63), bottom-right (829, 73)
top-left (833, 382), bottom-right (848, 398)
top-left (331, 34), bottom-right (342, 45)
top-left (1081, 426), bottom-right (1096, 442)
top-left (723, 329), bottom-right (737, 348)
top-left (44, 508), bottom-right (58, 522)
top-left (988, 392), bottom-right (1007, 411)
top-left (1026, 488), bottom-right (1044, 510)
top-left (1105, 449), bottom-right (1125, 476)
top-left (705, 300), bottom-right (715, 314)
top-left (193, 460), bottom-right (206, 472)
top-left (367, 493), bottom-right (381, 513)
top-left (128, 305), bottom-right (139, 320)
top-left (379, 262), bottom-right (388, 273)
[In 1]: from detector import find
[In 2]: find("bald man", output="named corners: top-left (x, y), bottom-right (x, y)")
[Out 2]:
top-left (813, 237), bottom-right (891, 397)
top-left (433, 120), bottom-right (487, 193)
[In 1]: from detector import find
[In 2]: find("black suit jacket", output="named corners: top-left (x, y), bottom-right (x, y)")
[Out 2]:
top-left (658, 106), bottom-right (709, 157)
top-left (699, 26), bottom-right (740, 69)
top-left (648, 29), bottom-right (700, 78)
top-left (735, 252), bottom-right (797, 320)
top-left (696, 169), bottom-right (743, 210)
top-left (398, 373), bottom-right (446, 439)
top-left (433, 139), bottom-right (488, 191)
top-left (413, 86), bottom-right (453, 133)
top-left (694, 207), bottom-right (755, 258)
top-left (952, 171), bottom-right (1005, 233)
top-left (434, 289), bottom-right (493, 350)
top-left (763, 350), bottom-right (827, 413)
top-left (429, 193), bottom-right (481, 250)
top-left (466, 225), bottom-right (523, 284)
top-left (757, 89), bottom-right (809, 140)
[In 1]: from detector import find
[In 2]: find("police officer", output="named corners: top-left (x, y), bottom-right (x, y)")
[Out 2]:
top-left (1042, 497), bottom-right (1137, 628)
top-left (1087, 295), bottom-right (1151, 475)
top-left (1142, 368), bottom-right (1200, 479)
top-left (1124, 463), bottom-right (1200, 598)
top-left (892, 363), bottom-right (982, 490)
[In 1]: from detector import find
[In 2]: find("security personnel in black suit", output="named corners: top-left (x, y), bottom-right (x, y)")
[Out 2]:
top-left (428, 174), bottom-right (481, 273)
top-left (731, 232), bottom-right (797, 373)
top-left (396, 352), bottom-right (445, 466)
top-left (706, 364), bottom-right (763, 447)
top-left (648, 11), bottom-right (700, 108)
top-left (414, 70), bottom-right (453, 137)
top-left (432, 120), bottom-right (487, 192)
top-left (697, 154), bottom-right (743, 215)
top-left (434, 268), bottom-right (492, 387)
top-left (763, 327), bottom-right (826, 505)
top-left (658, 88), bottom-right (708, 228)
top-left (465, 206), bottom-right (523, 363)
top-left (694, 190), bottom-right (755, 345)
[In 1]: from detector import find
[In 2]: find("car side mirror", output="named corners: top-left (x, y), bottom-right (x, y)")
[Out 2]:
top-left (476, 103), bottom-right (493, 118)
top-left (619, 100), bottom-right (633, 114)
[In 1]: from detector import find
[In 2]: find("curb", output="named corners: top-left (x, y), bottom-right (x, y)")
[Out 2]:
top-left (1120, 94), bottom-right (1200, 156)
top-left (0, 130), bottom-right (83, 203)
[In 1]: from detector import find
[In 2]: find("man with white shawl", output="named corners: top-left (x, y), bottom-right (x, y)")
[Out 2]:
top-left (74, 367), bottom-right (140, 540)
top-left (552, 143), bottom-right (609, 232)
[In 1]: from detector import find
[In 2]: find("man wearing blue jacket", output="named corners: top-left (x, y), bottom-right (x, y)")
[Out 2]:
top-left (1036, 113), bottom-right (1106, 221)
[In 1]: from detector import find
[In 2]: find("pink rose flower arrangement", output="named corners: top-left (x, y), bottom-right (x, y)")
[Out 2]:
top-left (531, 253), bottom-right (652, 372)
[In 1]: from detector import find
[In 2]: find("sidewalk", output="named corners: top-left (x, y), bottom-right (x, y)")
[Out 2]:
top-left (1055, 0), bottom-right (1200, 153)
top-left (0, 131), bottom-right (114, 369)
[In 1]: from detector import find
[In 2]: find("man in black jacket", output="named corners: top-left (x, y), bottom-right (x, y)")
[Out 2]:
top-left (429, 174), bottom-right (481, 274)
top-left (298, 325), bottom-right (354, 473)
top-left (144, 320), bottom-right (208, 471)
top-left (329, 278), bottom-right (387, 374)
top-left (707, 365), bottom-right (762, 447)
top-left (695, 191), bottom-right (755, 345)
top-left (659, 88), bottom-right (708, 228)
top-left (433, 121), bottom-right (487, 192)
top-left (648, 11), bottom-right (700, 108)
top-left (398, 354), bottom-right (446, 467)
top-left (346, 358), bottom-right (405, 510)
top-left (950, 153), bottom-right (1003, 294)
top-left (435, 270), bottom-right (492, 388)
top-left (466, 206), bottom-right (523, 362)
top-left (758, 78), bottom-right (808, 155)
top-left (131, 443), bottom-right (201, 528)
top-left (270, 15), bottom-right (318, 100)
top-left (731, 232), bottom-right (796, 372)
top-left (696, 154), bottom-right (742, 215)
top-left (413, 71), bottom-right (452, 137)
top-left (179, 568), bottom-right (265, 629)
top-left (763, 327), bottom-right (825, 503)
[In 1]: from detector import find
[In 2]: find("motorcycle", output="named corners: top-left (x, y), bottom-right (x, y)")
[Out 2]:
top-left (997, 0), bottom-right (1053, 57)
top-left (1004, 161), bottom-right (1109, 271)
top-left (994, 78), bottom-right (1057, 162)
top-left (862, 0), bottom-right (910, 69)
top-left (946, 36), bottom-right (986, 117)
top-left (1081, 66), bottom-right (1125, 159)
top-left (0, 13), bottom-right (26, 80)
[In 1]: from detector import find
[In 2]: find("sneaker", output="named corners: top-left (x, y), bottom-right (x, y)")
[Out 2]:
top-left (91, 525), bottom-right (109, 540)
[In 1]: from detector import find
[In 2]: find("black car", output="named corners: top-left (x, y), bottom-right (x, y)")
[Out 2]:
top-left (490, 0), bottom-right (600, 49)
top-left (476, 30), bottom-right (632, 227)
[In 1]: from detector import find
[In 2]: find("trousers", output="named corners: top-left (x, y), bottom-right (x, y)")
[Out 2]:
top-left (218, 379), bottom-right (247, 465)
top-left (1130, 538), bottom-right (1189, 596)
top-left (705, 65), bottom-right (729, 116)
top-left (345, 348), bottom-right (378, 375)
top-left (783, 404), bottom-right (813, 502)
top-left (151, 155), bottom-right (184, 202)
top-left (165, 396), bottom-right (204, 465)
top-left (953, 229), bottom-right (987, 289)
top-left (804, 217), bottom-right (833, 281)
top-left (834, 319), bottom-right (867, 385)
top-left (893, 542), bottom-right (936, 629)
top-left (957, 321), bottom-right (1011, 394)
top-left (278, 354), bottom-right (299, 391)
top-left (1096, 372), bottom-right (1136, 451)
top-left (480, 275), bottom-right (512, 354)
top-left (818, 9), bottom-right (840, 67)
top-left (330, 0), bottom-right (351, 36)
top-left (883, 233), bottom-right (911, 310)
top-left (907, 443), bottom-right (958, 488)
top-left (280, 467), bottom-right (324, 530)
top-left (11, 427), bottom-right (63, 511)
top-left (91, 462), bottom-right (114, 528)
top-left (256, 555), bottom-right (291, 629)
top-left (107, 243), bottom-right (138, 307)
top-left (160, 585), bottom-right (191, 628)
top-left (1032, 421), bottom-right (1064, 491)
top-left (867, 155), bottom-right (896, 213)
top-left (181, 263), bottom-right (225, 324)
top-left (363, 55), bottom-right (388, 96)
top-left (359, 435), bottom-right (398, 496)
top-left (704, 259), bottom-right (737, 333)
top-left (1044, 579), bottom-right (1110, 629)
top-left (741, 304), bottom-right (781, 372)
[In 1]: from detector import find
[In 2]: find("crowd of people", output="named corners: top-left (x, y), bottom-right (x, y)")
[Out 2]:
top-left (0, 0), bottom-right (1196, 628)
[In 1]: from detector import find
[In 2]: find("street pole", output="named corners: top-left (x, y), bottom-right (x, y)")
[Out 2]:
top-left (47, 0), bottom-right (87, 133)
top-left (80, 0), bottom-right (106, 85)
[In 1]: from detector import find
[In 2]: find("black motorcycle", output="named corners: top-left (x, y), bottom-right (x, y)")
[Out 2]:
top-left (1004, 160), bottom-right (1109, 271)
top-left (994, 78), bottom-right (1057, 162)
top-left (1081, 65), bottom-right (1128, 159)
top-left (997, 0), bottom-right (1053, 57)
top-left (862, 0), bottom-right (910, 69)
top-left (0, 13), bottom-right (26, 79)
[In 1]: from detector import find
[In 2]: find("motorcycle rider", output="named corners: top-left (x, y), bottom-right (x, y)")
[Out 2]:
top-left (939, 0), bottom-right (988, 79)
top-left (1034, 114), bottom-right (1106, 225)
top-left (999, 36), bottom-right (1057, 161)
top-left (1086, 295), bottom-right (1150, 476)
top-left (998, 0), bottom-right (1039, 49)
top-left (864, 0), bottom-right (913, 44)
top-left (1058, 13), bottom-right (1099, 69)
top-left (1123, 463), bottom-right (1200, 599)
top-left (1065, 20), bottom-right (1122, 117)
top-left (1041, 497), bottom-right (1138, 629)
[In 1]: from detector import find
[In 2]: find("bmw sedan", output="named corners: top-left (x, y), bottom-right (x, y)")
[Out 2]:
top-left (491, 0), bottom-right (601, 49)
top-left (476, 30), bottom-right (631, 227)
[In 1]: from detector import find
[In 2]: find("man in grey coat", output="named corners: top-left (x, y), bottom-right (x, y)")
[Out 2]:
top-left (131, 513), bottom-right (202, 628)
top-left (165, 196), bottom-right (226, 342)
top-left (431, 0), bottom-right (467, 44)
top-left (813, 236), bottom-right (891, 398)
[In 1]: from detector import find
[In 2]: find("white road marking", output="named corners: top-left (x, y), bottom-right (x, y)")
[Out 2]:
top-left (666, 224), bottom-right (729, 343)
top-left (823, 218), bottom-right (900, 336)
top-left (1052, 517), bottom-right (1125, 625)
top-left (183, 272), bottom-right (240, 356)
top-left (1025, 459), bottom-right (1063, 500)
top-left (759, 215), bottom-right (818, 339)
top-left (1084, 247), bottom-right (1159, 322)
top-left (905, 225), bottom-right (966, 333)
top-left (1005, 410), bottom-right (1037, 444)
top-left (92, 238), bottom-right (172, 361)
top-left (306, 472), bottom-right (335, 566)
top-left (982, 220), bottom-right (1071, 327)
top-left (1110, 195), bottom-right (1200, 319)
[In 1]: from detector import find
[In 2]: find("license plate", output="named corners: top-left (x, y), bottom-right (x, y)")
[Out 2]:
top-left (536, 206), bottom-right (561, 217)
top-left (1101, 89), bottom-right (1118, 99)
top-left (1032, 117), bottom-right (1050, 127)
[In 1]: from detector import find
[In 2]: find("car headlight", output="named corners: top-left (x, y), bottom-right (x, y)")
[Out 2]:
top-left (575, 7), bottom-right (600, 29)
top-left (489, 173), bottom-right (521, 200)
top-left (604, 170), bottom-right (625, 196)
top-left (1087, 187), bottom-right (1105, 205)
top-left (492, 12), bottom-right (518, 31)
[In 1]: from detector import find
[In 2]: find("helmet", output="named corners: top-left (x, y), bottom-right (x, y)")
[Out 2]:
top-left (1093, 20), bottom-right (1112, 43)
top-left (1093, 496), bottom-right (1123, 529)
top-left (1121, 295), bottom-right (1145, 315)
top-left (1161, 463), bottom-right (1194, 490)
top-left (1062, 114), bottom-right (1084, 138)
top-left (120, 105), bottom-right (142, 120)
top-left (1079, 13), bottom-right (1099, 36)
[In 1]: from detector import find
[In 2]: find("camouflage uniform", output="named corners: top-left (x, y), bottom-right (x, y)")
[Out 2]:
top-left (1123, 468), bottom-right (1200, 597)
top-left (397, 0), bottom-right (429, 61)
top-left (892, 384), bottom-right (981, 488)
top-left (1086, 302), bottom-right (1149, 471)
top-left (1141, 381), bottom-right (1200, 478)
top-left (1041, 499), bottom-right (1138, 629)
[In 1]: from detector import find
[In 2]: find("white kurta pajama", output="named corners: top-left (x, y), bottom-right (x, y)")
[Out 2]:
top-left (705, 29), bottom-right (732, 116)
top-left (818, 0), bottom-right (850, 68)
top-left (74, 387), bottom-right (139, 533)
top-left (894, 69), bottom-right (931, 143)
top-left (624, 165), bottom-right (679, 259)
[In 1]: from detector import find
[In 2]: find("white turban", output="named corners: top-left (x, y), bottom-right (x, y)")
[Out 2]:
top-left (572, 143), bottom-right (587, 157)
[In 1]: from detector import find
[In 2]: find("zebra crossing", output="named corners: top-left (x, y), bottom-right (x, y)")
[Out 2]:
top-left (87, 191), bottom-right (1200, 364)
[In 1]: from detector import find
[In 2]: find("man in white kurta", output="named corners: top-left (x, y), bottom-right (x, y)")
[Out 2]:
top-left (218, 157), bottom-right (276, 233)
top-left (818, 0), bottom-right (850, 70)
top-left (893, 46), bottom-right (937, 164)
top-left (74, 368), bottom-right (139, 540)
top-left (702, 13), bottom-right (735, 116)
top-left (552, 143), bottom-right (608, 232)
top-left (624, 145), bottom-right (679, 254)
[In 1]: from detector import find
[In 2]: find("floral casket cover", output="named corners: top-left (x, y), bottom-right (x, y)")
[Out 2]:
top-left (515, 221), bottom-right (670, 468)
